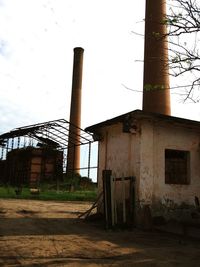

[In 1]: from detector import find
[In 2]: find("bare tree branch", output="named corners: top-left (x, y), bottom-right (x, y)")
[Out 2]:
top-left (166, 0), bottom-right (200, 102)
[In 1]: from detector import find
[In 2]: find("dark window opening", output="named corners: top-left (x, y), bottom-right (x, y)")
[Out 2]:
top-left (165, 149), bottom-right (190, 185)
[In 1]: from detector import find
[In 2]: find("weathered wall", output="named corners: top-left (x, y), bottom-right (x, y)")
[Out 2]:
top-left (97, 118), bottom-right (200, 220)
top-left (138, 120), bottom-right (154, 204)
top-left (5, 148), bottom-right (63, 188)
top-left (152, 122), bottom-right (200, 205)
top-left (97, 123), bottom-right (137, 193)
top-left (138, 119), bottom-right (200, 219)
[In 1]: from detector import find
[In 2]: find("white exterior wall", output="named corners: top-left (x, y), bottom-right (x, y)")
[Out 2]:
top-left (137, 119), bottom-right (200, 211)
top-left (97, 118), bottom-right (200, 215)
top-left (138, 120), bottom-right (154, 204)
top-left (97, 123), bottom-right (138, 192)
top-left (151, 122), bottom-right (200, 206)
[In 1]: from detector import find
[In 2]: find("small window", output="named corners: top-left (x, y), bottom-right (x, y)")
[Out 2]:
top-left (165, 149), bottom-right (190, 185)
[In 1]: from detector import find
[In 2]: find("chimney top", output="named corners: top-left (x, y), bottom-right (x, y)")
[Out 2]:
top-left (74, 47), bottom-right (84, 53)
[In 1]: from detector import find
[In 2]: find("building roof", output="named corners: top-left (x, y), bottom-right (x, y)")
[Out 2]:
top-left (85, 109), bottom-right (200, 134)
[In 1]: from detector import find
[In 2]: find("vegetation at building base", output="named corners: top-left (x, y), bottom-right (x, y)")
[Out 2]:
top-left (0, 174), bottom-right (97, 202)
top-left (0, 186), bottom-right (97, 201)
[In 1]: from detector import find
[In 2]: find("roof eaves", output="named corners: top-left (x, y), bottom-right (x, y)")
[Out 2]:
top-left (85, 109), bottom-right (200, 133)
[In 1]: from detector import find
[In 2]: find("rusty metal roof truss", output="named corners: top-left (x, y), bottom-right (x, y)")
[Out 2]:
top-left (0, 119), bottom-right (94, 150)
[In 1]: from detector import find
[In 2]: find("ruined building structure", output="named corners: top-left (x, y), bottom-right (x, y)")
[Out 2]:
top-left (85, 0), bottom-right (200, 226)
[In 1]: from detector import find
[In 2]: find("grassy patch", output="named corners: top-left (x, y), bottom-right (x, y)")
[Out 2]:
top-left (0, 186), bottom-right (97, 202)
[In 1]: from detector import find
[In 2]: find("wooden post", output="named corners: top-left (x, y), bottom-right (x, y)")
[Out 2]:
top-left (129, 176), bottom-right (135, 227)
top-left (110, 175), bottom-right (115, 227)
top-left (102, 169), bottom-right (112, 229)
top-left (113, 176), bottom-right (117, 225)
top-left (122, 176), bottom-right (126, 224)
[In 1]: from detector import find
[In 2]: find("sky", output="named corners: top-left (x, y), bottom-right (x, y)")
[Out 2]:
top-left (0, 0), bottom-right (200, 136)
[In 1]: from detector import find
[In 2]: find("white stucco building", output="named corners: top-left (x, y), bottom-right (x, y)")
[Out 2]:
top-left (86, 110), bottom-right (200, 222)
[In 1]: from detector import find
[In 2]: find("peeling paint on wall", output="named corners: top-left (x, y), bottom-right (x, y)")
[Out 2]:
top-left (96, 116), bottom-right (200, 222)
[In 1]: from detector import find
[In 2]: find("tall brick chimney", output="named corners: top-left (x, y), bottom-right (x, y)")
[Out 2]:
top-left (143, 0), bottom-right (171, 115)
top-left (66, 47), bottom-right (84, 176)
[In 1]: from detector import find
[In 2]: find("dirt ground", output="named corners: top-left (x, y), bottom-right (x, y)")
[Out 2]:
top-left (0, 199), bottom-right (200, 267)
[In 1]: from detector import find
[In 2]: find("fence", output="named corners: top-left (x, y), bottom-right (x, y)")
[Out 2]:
top-left (102, 170), bottom-right (135, 229)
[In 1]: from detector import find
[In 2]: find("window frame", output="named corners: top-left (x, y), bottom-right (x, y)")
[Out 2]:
top-left (165, 149), bottom-right (190, 185)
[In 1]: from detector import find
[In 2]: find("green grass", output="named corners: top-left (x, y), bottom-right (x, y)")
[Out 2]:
top-left (0, 186), bottom-right (97, 202)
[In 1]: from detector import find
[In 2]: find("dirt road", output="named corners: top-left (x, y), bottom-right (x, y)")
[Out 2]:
top-left (0, 199), bottom-right (199, 266)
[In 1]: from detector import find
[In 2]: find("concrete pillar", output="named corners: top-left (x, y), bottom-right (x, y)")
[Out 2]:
top-left (143, 0), bottom-right (171, 115)
top-left (66, 47), bottom-right (84, 176)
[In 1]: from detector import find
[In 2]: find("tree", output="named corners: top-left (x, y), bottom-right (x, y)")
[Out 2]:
top-left (166, 0), bottom-right (200, 102)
